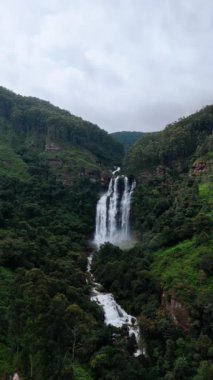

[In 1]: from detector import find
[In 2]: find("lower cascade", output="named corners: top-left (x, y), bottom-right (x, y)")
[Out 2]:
top-left (87, 254), bottom-right (143, 357)
top-left (94, 174), bottom-right (136, 247)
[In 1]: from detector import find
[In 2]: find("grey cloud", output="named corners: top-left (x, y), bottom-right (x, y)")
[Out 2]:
top-left (0, 0), bottom-right (213, 132)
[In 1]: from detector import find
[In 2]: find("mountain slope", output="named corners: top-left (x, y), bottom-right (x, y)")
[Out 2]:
top-left (0, 86), bottom-right (213, 379)
top-left (125, 106), bottom-right (213, 257)
top-left (94, 106), bottom-right (213, 379)
top-left (110, 131), bottom-right (144, 152)
top-left (0, 86), bottom-right (124, 183)
top-left (0, 87), bottom-right (146, 380)
top-left (125, 107), bottom-right (213, 174)
top-left (126, 106), bottom-right (213, 299)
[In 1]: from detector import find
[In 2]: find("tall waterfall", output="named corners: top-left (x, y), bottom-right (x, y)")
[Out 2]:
top-left (94, 174), bottom-right (136, 247)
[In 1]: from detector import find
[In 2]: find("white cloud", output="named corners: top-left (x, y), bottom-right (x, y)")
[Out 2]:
top-left (0, 0), bottom-right (213, 132)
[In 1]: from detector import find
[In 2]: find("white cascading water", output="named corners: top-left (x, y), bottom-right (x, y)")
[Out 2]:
top-left (94, 173), bottom-right (136, 247)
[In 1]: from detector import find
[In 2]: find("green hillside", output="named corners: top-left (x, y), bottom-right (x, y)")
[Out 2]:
top-left (0, 88), bottom-right (212, 379)
top-left (94, 107), bottom-right (213, 379)
top-left (0, 88), bottom-right (136, 380)
top-left (0, 86), bottom-right (124, 183)
top-left (110, 131), bottom-right (144, 152)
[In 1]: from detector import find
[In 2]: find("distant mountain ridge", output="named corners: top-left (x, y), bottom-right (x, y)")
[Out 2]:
top-left (110, 131), bottom-right (144, 152)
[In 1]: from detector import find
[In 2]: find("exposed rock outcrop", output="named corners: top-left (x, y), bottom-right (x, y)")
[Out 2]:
top-left (162, 291), bottom-right (189, 333)
top-left (192, 160), bottom-right (208, 175)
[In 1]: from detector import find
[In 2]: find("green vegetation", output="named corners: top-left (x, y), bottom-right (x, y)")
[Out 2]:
top-left (198, 182), bottom-right (213, 203)
top-left (0, 142), bottom-right (29, 179)
top-left (93, 107), bottom-right (213, 379)
top-left (125, 106), bottom-right (213, 174)
top-left (151, 239), bottom-right (213, 303)
top-left (0, 87), bottom-right (212, 379)
top-left (39, 144), bottom-right (100, 184)
top-left (111, 131), bottom-right (144, 152)
top-left (0, 86), bottom-right (124, 182)
top-left (0, 170), bottom-right (146, 379)
top-left (73, 363), bottom-right (92, 380)
top-left (0, 87), bottom-right (143, 380)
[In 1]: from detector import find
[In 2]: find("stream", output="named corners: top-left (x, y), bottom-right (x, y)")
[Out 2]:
top-left (87, 253), bottom-right (142, 356)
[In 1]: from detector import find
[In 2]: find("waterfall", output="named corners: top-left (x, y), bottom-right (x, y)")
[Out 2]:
top-left (90, 171), bottom-right (142, 356)
top-left (94, 174), bottom-right (136, 247)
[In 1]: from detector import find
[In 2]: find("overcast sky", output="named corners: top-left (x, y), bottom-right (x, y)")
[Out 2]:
top-left (0, 0), bottom-right (213, 132)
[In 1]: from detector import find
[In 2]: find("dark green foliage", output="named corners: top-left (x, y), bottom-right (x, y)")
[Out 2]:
top-left (125, 106), bottom-right (213, 174)
top-left (0, 86), bottom-right (124, 173)
top-left (92, 108), bottom-right (213, 379)
top-left (0, 169), bottom-right (144, 379)
top-left (0, 88), bottom-right (124, 378)
top-left (0, 86), bottom-right (148, 380)
top-left (0, 170), bottom-right (97, 378)
top-left (110, 131), bottom-right (144, 152)
top-left (93, 243), bottom-right (159, 317)
top-left (0, 88), bottom-right (213, 379)
top-left (93, 242), bottom-right (213, 379)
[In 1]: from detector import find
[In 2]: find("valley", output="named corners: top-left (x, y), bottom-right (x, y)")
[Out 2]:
top-left (0, 87), bottom-right (212, 380)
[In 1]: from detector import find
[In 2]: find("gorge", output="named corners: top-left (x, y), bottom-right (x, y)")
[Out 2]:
top-left (0, 87), bottom-right (212, 379)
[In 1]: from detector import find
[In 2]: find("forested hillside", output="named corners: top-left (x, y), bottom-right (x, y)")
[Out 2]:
top-left (110, 131), bottom-right (144, 152)
top-left (0, 88), bottom-right (144, 380)
top-left (0, 88), bottom-right (212, 379)
top-left (94, 107), bottom-right (213, 379)
top-left (0, 87), bottom-right (124, 184)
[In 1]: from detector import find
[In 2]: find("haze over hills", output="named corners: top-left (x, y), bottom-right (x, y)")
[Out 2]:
top-left (110, 131), bottom-right (144, 152)
top-left (0, 87), bottom-right (212, 379)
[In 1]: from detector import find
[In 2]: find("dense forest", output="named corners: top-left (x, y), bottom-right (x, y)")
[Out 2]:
top-left (0, 86), bottom-right (124, 183)
top-left (0, 88), bottom-right (142, 380)
top-left (0, 88), bottom-right (212, 379)
top-left (94, 107), bottom-right (213, 379)
top-left (110, 131), bottom-right (144, 152)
